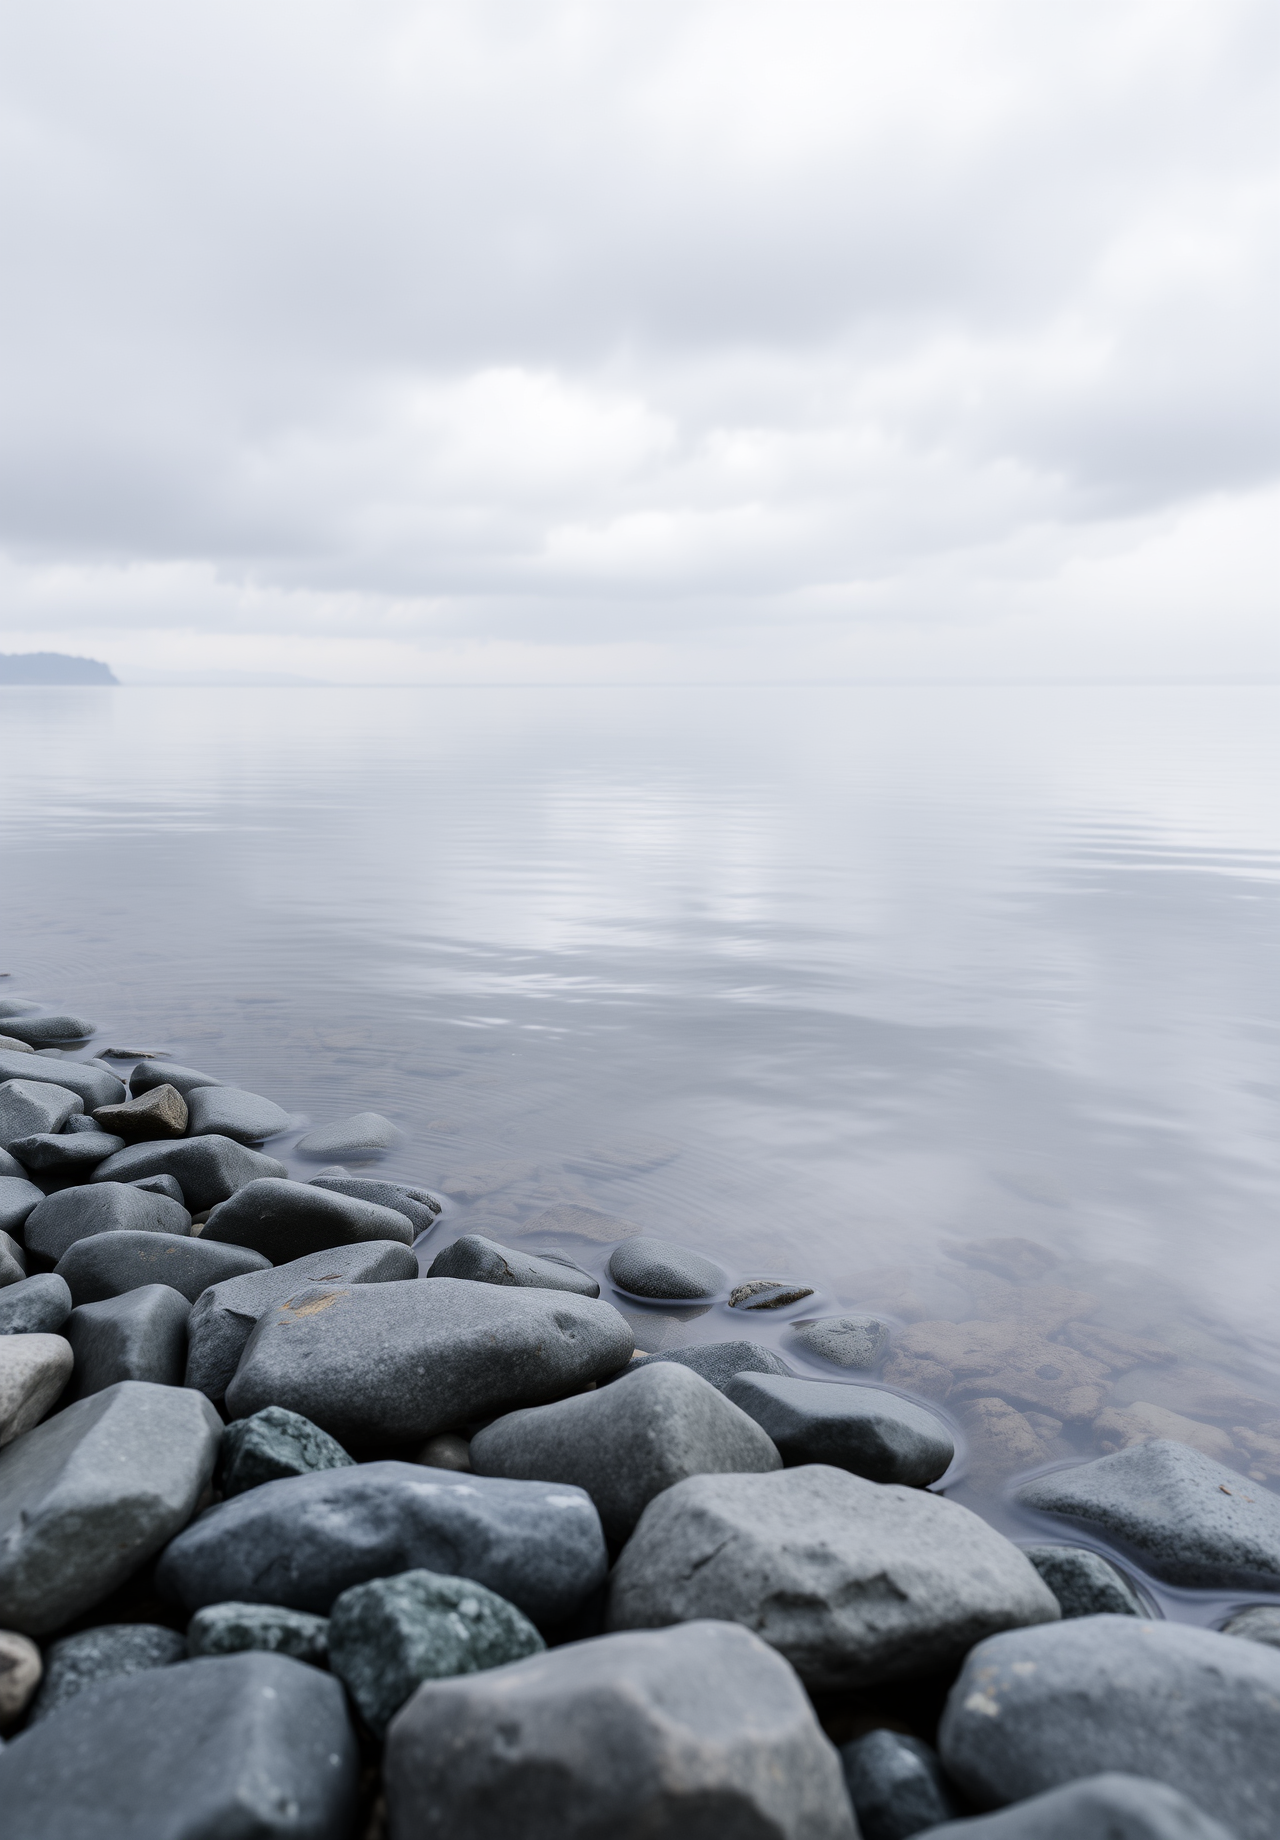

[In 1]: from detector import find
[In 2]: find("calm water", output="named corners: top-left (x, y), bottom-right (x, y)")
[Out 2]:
top-left (2, 684), bottom-right (1278, 1611)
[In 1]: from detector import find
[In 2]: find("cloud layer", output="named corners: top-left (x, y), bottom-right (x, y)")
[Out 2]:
top-left (0, 0), bottom-right (1275, 679)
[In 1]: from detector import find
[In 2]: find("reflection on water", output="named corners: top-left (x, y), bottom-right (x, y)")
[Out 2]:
top-left (1, 684), bottom-right (1277, 1607)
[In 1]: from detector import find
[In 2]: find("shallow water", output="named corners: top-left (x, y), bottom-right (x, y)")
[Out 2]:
top-left (2, 683), bottom-right (1278, 1616)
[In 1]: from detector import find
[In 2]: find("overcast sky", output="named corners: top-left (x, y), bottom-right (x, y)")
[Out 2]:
top-left (0, 0), bottom-right (1275, 682)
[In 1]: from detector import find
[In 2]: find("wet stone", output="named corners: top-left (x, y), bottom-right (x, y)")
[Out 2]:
top-left (183, 1237), bottom-right (419, 1404)
top-left (0, 1013), bottom-right (95, 1046)
top-left (329, 1568), bottom-right (546, 1736)
top-left (10, 1130), bottom-right (124, 1172)
top-left (920, 1773), bottom-right (1238, 1840)
top-left (28, 1623), bottom-right (187, 1724)
top-left (383, 1619), bottom-right (857, 1840)
top-left (156, 1460), bottom-right (608, 1626)
top-left (93, 1083), bottom-right (188, 1140)
top-left (65, 1284), bottom-right (191, 1400)
top-left (938, 1616), bottom-right (1280, 1840)
top-left (1220, 1604), bottom-right (1280, 1649)
top-left (791, 1314), bottom-right (893, 1369)
top-left (56, 1229), bottom-right (270, 1306)
top-left (429, 1233), bottom-right (600, 1296)
top-left (626, 1338), bottom-right (793, 1391)
top-left (729, 1279), bottom-right (815, 1310)
top-left (0, 1077), bottom-right (82, 1150)
top-left (225, 1277), bottom-right (635, 1447)
top-left (220, 1405), bottom-right (355, 1496)
top-left (607, 1235), bottom-right (726, 1300)
top-left (0, 1272), bottom-right (72, 1335)
top-left (0, 1629), bottom-right (41, 1728)
top-left (295, 1110), bottom-right (399, 1159)
top-left (0, 1651), bottom-right (359, 1838)
top-left (1016, 1438), bottom-right (1280, 1590)
top-left (129, 1060), bottom-right (222, 1099)
top-left (185, 1083), bottom-right (291, 1144)
top-left (0, 1333), bottom-right (73, 1445)
top-left (471, 1361), bottom-right (782, 1543)
top-left (0, 1379), bottom-right (222, 1634)
top-left (187, 1601), bottom-right (330, 1665)
top-left (1022, 1544), bottom-right (1146, 1618)
top-left (840, 1729), bottom-right (959, 1840)
top-left (202, 1176), bottom-right (415, 1261)
top-left (91, 1135), bottom-right (287, 1211)
top-left (0, 1052), bottom-right (125, 1112)
top-left (724, 1374), bottom-right (954, 1486)
top-left (24, 1181), bottom-right (192, 1263)
top-left (310, 1174), bottom-right (441, 1235)
top-left (607, 1465), bottom-right (1059, 1689)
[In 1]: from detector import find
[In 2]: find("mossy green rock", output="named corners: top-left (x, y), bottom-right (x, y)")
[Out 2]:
top-left (187, 1601), bottom-right (329, 1665)
top-left (219, 1405), bottom-right (354, 1497)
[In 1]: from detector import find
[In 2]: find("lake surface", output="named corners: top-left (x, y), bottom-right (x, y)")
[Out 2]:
top-left (2, 683), bottom-right (1278, 1612)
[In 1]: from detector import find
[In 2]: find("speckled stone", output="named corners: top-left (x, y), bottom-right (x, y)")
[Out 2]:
top-left (1022, 1544), bottom-right (1146, 1619)
top-left (28, 1623), bottom-right (187, 1724)
top-left (219, 1405), bottom-right (355, 1496)
top-left (186, 1601), bottom-right (330, 1666)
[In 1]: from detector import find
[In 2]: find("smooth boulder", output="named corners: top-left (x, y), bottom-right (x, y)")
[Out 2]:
top-left (0, 1333), bottom-right (73, 1444)
top-left (0, 1052), bottom-right (124, 1110)
top-left (24, 1182), bottom-right (191, 1264)
top-left (225, 1277), bottom-right (634, 1445)
top-left (0, 1652), bottom-right (359, 1839)
top-left (0, 1013), bottom-right (95, 1046)
top-left (65, 1285), bottom-right (190, 1399)
top-left (129, 1059), bottom-right (221, 1098)
top-left (9, 1130), bottom-right (124, 1172)
top-left (28, 1623), bottom-right (187, 1724)
top-left (310, 1174), bottom-right (441, 1233)
top-left (93, 1083), bottom-right (188, 1140)
top-left (919, 1773), bottom-right (1238, 1840)
top-left (0, 1077), bottom-right (82, 1149)
top-left (185, 1083), bottom-right (291, 1144)
top-left (157, 1461), bottom-right (607, 1626)
top-left (1022, 1544), bottom-right (1146, 1618)
top-left (329, 1568), bottom-right (545, 1735)
top-left (607, 1235), bottom-right (726, 1300)
top-left (938, 1615), bottom-right (1280, 1840)
top-left (0, 1272), bottom-right (72, 1334)
top-left (608, 1464), bottom-right (1059, 1688)
top-left (183, 1238), bottom-right (419, 1403)
top-left (471, 1361), bottom-right (781, 1542)
top-left (187, 1601), bottom-right (330, 1665)
top-left (384, 1620), bottom-right (857, 1840)
top-left (429, 1233), bottom-right (600, 1297)
top-left (1017, 1439), bottom-right (1280, 1590)
top-left (725, 1374), bottom-right (954, 1485)
top-left (91, 1135), bottom-right (287, 1210)
top-left (220, 1405), bottom-right (355, 1496)
top-left (202, 1176), bottom-right (415, 1261)
top-left (295, 1111), bottom-right (399, 1158)
top-left (0, 1174), bottom-right (44, 1235)
top-left (56, 1229), bottom-right (269, 1305)
top-left (0, 1380), bottom-right (222, 1633)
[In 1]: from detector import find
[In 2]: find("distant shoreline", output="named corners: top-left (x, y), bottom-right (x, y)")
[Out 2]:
top-left (0, 652), bottom-right (117, 685)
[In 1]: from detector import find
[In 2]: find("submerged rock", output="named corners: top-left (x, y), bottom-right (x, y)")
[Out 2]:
top-left (219, 1405), bottom-right (354, 1496)
top-left (470, 1361), bottom-right (781, 1542)
top-left (729, 1280), bottom-right (815, 1310)
top-left (156, 1461), bottom-right (607, 1626)
top-left (939, 1615), bottom-right (1280, 1840)
top-left (295, 1111), bottom-right (400, 1158)
top-left (64, 1285), bottom-right (191, 1399)
top-left (0, 1652), bottom-right (359, 1838)
top-left (202, 1176), bottom-right (415, 1260)
top-left (383, 1620), bottom-right (857, 1840)
top-left (791, 1315), bottom-right (893, 1369)
top-left (28, 1623), bottom-right (187, 1724)
top-left (91, 1136), bottom-right (287, 1211)
top-left (1022, 1544), bottom-right (1146, 1618)
top-left (56, 1228), bottom-right (269, 1306)
top-left (429, 1233), bottom-right (600, 1297)
top-left (607, 1464), bottom-right (1059, 1688)
top-left (329, 1568), bottom-right (545, 1735)
top-left (607, 1237), bottom-right (726, 1301)
top-left (724, 1374), bottom-right (954, 1486)
top-left (187, 1601), bottom-right (330, 1665)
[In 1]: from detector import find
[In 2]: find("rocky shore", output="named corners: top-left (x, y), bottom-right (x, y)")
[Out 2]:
top-left (0, 994), bottom-right (1277, 1838)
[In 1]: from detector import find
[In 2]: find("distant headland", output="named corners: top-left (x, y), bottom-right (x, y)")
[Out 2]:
top-left (0, 652), bottom-right (118, 684)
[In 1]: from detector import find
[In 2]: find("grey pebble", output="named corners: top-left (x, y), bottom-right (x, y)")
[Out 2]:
top-left (724, 1374), bottom-right (954, 1486)
top-left (156, 1460), bottom-right (608, 1627)
top-left (187, 1601), bottom-right (330, 1665)
top-left (310, 1174), bottom-right (441, 1235)
top-left (0, 1380), bottom-right (221, 1633)
top-left (939, 1615), bottom-right (1280, 1840)
top-left (185, 1084), bottom-right (291, 1144)
top-left (0, 1014), bottom-right (95, 1047)
top-left (1022, 1544), bottom-right (1147, 1618)
top-left (0, 1052), bottom-right (124, 1111)
top-left (129, 1060), bottom-right (222, 1099)
top-left (0, 1272), bottom-right (72, 1334)
top-left (65, 1284), bottom-right (191, 1400)
top-left (202, 1176), bottom-right (414, 1260)
top-left (471, 1361), bottom-right (781, 1543)
top-left (607, 1235), bottom-right (726, 1300)
top-left (0, 1332), bottom-right (73, 1444)
top-left (28, 1623), bottom-right (187, 1725)
top-left (294, 1110), bottom-right (399, 1158)
top-left (64, 1111), bottom-right (106, 1133)
top-left (220, 1405), bottom-right (355, 1496)
top-left (919, 1773), bottom-right (1238, 1839)
top-left (91, 1136), bottom-right (287, 1211)
top-left (625, 1338), bottom-right (794, 1390)
top-left (791, 1315), bottom-right (893, 1368)
top-left (9, 1130), bottom-right (124, 1172)
top-left (329, 1568), bottom-right (545, 1736)
top-left (607, 1465), bottom-right (1059, 1689)
top-left (840, 1729), bottom-right (959, 1840)
top-left (0, 1077), bottom-right (82, 1150)
top-left (184, 1238), bottom-right (419, 1404)
top-left (0, 1652), bottom-right (358, 1838)
top-left (729, 1279), bottom-right (815, 1309)
top-left (384, 1619), bottom-right (857, 1840)
top-left (225, 1276), bottom-right (634, 1446)
top-left (429, 1233), bottom-right (600, 1296)
top-left (25, 1182), bottom-right (192, 1264)
top-left (0, 1175), bottom-right (45, 1236)
top-left (56, 1229), bottom-right (270, 1306)
top-left (1017, 1438), bottom-right (1280, 1591)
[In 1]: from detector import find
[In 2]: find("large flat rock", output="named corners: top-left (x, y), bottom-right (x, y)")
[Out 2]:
top-left (185, 1084), bottom-right (291, 1144)
top-left (225, 1276), bottom-right (635, 1444)
top-left (1016, 1439), bottom-right (1280, 1590)
top-left (938, 1615), bottom-right (1280, 1840)
top-left (0, 1651), bottom-right (358, 1839)
top-left (91, 1136), bottom-right (287, 1210)
top-left (607, 1464), bottom-right (1059, 1688)
top-left (0, 1379), bottom-right (221, 1633)
top-left (56, 1228), bottom-right (269, 1305)
top-left (202, 1176), bottom-right (415, 1259)
top-left (24, 1182), bottom-right (192, 1263)
top-left (384, 1620), bottom-right (856, 1840)
top-left (183, 1238), bottom-right (419, 1403)
top-left (156, 1460), bottom-right (607, 1626)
